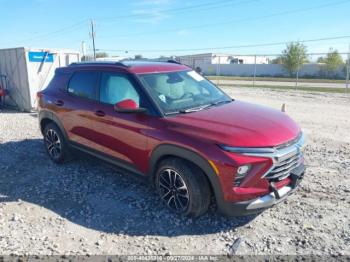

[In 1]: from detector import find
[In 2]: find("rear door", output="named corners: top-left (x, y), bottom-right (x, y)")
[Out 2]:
top-left (58, 70), bottom-right (100, 148)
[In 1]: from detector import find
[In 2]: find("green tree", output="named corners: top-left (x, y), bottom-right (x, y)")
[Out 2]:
top-left (281, 42), bottom-right (308, 76)
top-left (81, 55), bottom-right (93, 61)
top-left (270, 56), bottom-right (283, 64)
top-left (324, 48), bottom-right (343, 74)
top-left (317, 56), bottom-right (326, 63)
top-left (96, 52), bottom-right (109, 58)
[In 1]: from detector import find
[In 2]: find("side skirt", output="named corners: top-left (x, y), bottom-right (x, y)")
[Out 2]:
top-left (69, 141), bottom-right (146, 178)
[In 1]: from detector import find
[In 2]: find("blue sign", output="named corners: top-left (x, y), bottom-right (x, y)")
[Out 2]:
top-left (28, 51), bottom-right (54, 63)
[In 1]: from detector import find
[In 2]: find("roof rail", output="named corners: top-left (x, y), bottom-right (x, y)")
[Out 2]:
top-left (166, 59), bottom-right (181, 64)
top-left (69, 61), bottom-right (129, 67)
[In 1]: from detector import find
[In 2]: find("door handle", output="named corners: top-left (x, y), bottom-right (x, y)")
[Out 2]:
top-left (95, 110), bottom-right (106, 117)
top-left (54, 100), bottom-right (64, 106)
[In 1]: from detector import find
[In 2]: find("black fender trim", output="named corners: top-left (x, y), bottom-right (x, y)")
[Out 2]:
top-left (38, 110), bottom-right (52, 133)
top-left (38, 110), bottom-right (68, 140)
top-left (149, 144), bottom-right (226, 211)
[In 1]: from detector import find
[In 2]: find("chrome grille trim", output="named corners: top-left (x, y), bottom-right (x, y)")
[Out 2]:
top-left (274, 154), bottom-right (299, 168)
top-left (219, 132), bottom-right (305, 181)
top-left (238, 133), bottom-right (305, 181)
top-left (275, 132), bottom-right (302, 150)
top-left (270, 156), bottom-right (300, 174)
top-left (267, 159), bottom-right (300, 180)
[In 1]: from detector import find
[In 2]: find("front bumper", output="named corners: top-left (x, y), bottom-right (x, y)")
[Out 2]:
top-left (218, 163), bottom-right (305, 217)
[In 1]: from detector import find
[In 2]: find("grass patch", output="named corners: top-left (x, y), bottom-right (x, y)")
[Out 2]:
top-left (218, 83), bottom-right (349, 94)
top-left (208, 76), bottom-right (346, 84)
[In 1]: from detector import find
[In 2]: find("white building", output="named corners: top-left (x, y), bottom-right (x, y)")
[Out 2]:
top-left (176, 53), bottom-right (269, 68)
top-left (0, 47), bottom-right (80, 111)
top-left (96, 56), bottom-right (128, 62)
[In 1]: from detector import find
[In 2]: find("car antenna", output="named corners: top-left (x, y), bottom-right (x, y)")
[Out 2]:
top-left (281, 103), bottom-right (286, 112)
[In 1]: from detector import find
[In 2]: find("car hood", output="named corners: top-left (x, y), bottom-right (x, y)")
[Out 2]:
top-left (165, 100), bottom-right (301, 147)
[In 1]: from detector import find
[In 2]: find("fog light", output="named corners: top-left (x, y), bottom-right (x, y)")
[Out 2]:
top-left (234, 165), bottom-right (252, 186)
top-left (237, 165), bottom-right (251, 175)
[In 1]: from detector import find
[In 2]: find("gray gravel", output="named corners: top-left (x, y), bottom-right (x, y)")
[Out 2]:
top-left (0, 87), bottom-right (349, 256)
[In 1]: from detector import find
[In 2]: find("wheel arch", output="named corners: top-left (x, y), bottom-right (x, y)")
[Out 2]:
top-left (39, 110), bottom-right (68, 140)
top-left (149, 144), bottom-right (225, 205)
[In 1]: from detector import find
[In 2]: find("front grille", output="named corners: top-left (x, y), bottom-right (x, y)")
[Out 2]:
top-left (265, 148), bottom-right (302, 181)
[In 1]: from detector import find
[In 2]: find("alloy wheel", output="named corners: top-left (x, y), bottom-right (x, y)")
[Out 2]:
top-left (158, 168), bottom-right (190, 213)
top-left (45, 129), bottom-right (61, 160)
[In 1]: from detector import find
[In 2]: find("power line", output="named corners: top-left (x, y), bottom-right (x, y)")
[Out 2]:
top-left (98, 0), bottom-right (350, 39)
top-left (89, 50), bottom-right (350, 57)
top-left (91, 20), bottom-right (97, 60)
top-left (97, 35), bottom-right (350, 53)
top-left (97, 0), bottom-right (246, 21)
top-left (2, 0), bottom-right (349, 49)
top-left (1, 1), bottom-right (251, 46)
top-left (2, 19), bottom-right (88, 46)
top-left (2, 1), bottom-right (249, 46)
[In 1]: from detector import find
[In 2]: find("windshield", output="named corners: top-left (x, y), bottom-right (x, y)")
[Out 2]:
top-left (138, 70), bottom-right (232, 115)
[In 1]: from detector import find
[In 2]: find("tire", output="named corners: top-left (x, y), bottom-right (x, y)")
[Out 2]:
top-left (155, 158), bottom-right (211, 218)
top-left (43, 122), bottom-right (71, 164)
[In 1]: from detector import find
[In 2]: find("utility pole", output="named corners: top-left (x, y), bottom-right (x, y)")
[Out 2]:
top-left (217, 55), bottom-right (221, 86)
top-left (346, 43), bottom-right (350, 93)
top-left (253, 55), bottom-right (257, 88)
top-left (214, 55), bottom-right (219, 85)
top-left (81, 41), bottom-right (86, 61)
top-left (90, 20), bottom-right (96, 61)
top-left (295, 54), bottom-right (300, 90)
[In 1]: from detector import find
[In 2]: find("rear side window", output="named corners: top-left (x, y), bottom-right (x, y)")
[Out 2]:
top-left (68, 71), bottom-right (98, 99)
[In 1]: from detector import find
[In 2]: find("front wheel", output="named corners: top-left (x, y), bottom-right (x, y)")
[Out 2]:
top-left (155, 158), bottom-right (211, 217)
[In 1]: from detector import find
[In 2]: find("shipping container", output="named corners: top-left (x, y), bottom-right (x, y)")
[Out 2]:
top-left (0, 47), bottom-right (80, 112)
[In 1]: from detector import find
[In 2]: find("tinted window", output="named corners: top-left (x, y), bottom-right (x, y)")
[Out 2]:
top-left (100, 73), bottom-right (140, 106)
top-left (68, 71), bottom-right (98, 99)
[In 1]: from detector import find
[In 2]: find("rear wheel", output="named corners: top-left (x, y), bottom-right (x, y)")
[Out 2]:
top-left (155, 158), bottom-right (211, 217)
top-left (43, 123), bottom-right (71, 163)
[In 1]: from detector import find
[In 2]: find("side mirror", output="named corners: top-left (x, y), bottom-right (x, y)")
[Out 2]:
top-left (114, 99), bottom-right (146, 113)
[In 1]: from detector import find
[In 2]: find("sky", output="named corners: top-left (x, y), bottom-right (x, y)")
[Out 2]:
top-left (0, 0), bottom-right (350, 58)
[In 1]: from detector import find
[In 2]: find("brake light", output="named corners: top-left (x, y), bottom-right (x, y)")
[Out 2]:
top-left (0, 86), bottom-right (6, 97)
top-left (36, 91), bottom-right (44, 109)
top-left (36, 91), bottom-right (43, 99)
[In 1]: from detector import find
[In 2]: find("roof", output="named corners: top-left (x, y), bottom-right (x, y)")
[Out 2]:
top-left (68, 60), bottom-right (190, 74)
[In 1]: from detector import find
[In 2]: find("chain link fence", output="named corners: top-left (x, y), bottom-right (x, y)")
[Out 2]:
top-left (171, 52), bottom-right (350, 92)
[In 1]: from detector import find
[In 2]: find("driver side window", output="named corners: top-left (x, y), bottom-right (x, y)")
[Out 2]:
top-left (100, 73), bottom-right (140, 106)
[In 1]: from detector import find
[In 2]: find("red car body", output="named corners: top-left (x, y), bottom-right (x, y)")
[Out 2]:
top-left (38, 61), bottom-right (305, 216)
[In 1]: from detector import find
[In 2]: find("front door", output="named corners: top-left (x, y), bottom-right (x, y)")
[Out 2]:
top-left (90, 72), bottom-right (151, 172)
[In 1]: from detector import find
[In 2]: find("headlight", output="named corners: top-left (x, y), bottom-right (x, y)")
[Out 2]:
top-left (219, 144), bottom-right (276, 154)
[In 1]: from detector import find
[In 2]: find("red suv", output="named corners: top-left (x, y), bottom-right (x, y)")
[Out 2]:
top-left (37, 61), bottom-right (305, 217)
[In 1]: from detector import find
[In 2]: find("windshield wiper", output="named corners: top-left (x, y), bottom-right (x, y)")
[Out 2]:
top-left (165, 99), bottom-right (233, 115)
top-left (211, 99), bottom-right (233, 106)
top-left (179, 104), bottom-right (213, 113)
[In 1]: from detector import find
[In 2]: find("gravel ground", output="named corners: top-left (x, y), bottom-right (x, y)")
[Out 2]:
top-left (0, 87), bottom-right (349, 256)
top-left (215, 79), bottom-right (346, 89)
